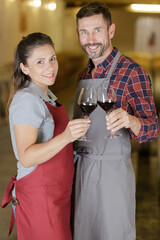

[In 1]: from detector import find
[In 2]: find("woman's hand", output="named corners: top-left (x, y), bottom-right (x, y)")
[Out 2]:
top-left (63, 118), bottom-right (90, 143)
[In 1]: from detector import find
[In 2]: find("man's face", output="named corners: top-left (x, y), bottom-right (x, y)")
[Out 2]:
top-left (77, 13), bottom-right (115, 62)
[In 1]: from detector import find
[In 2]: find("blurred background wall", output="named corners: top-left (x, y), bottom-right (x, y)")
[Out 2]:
top-left (0, 0), bottom-right (160, 114)
top-left (0, 0), bottom-right (160, 63)
top-left (0, 1), bottom-right (160, 239)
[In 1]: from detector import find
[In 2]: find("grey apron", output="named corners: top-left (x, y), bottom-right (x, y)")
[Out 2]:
top-left (73, 51), bottom-right (136, 240)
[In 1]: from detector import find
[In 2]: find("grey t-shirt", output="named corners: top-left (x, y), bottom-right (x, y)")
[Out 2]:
top-left (9, 82), bottom-right (57, 181)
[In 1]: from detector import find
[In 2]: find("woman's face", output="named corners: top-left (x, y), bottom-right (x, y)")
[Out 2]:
top-left (20, 44), bottom-right (58, 94)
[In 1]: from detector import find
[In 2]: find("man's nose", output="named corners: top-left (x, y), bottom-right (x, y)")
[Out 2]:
top-left (87, 32), bottom-right (96, 43)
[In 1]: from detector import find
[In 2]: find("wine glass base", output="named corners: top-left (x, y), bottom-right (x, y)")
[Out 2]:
top-left (105, 133), bottom-right (122, 139)
top-left (77, 136), bottom-right (92, 142)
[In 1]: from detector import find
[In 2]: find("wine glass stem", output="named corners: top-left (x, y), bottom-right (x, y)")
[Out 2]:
top-left (84, 115), bottom-right (88, 119)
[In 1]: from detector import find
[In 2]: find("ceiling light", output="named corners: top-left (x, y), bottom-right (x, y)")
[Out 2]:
top-left (46, 2), bottom-right (56, 11)
top-left (130, 4), bottom-right (160, 13)
top-left (27, 0), bottom-right (41, 8)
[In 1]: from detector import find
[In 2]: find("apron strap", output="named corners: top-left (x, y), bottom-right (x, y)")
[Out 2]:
top-left (8, 208), bottom-right (15, 236)
top-left (1, 175), bottom-right (16, 208)
top-left (106, 51), bottom-right (121, 81)
top-left (75, 152), bottom-right (130, 161)
top-left (1, 175), bottom-right (17, 236)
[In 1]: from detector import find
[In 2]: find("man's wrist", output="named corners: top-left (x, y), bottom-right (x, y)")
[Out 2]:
top-left (130, 116), bottom-right (141, 136)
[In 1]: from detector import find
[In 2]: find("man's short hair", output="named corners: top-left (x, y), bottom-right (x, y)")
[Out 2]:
top-left (76, 1), bottom-right (112, 27)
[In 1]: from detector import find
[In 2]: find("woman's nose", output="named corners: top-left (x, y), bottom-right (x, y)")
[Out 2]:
top-left (47, 61), bottom-right (54, 69)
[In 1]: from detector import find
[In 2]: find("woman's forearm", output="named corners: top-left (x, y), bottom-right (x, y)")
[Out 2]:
top-left (21, 132), bottom-right (69, 168)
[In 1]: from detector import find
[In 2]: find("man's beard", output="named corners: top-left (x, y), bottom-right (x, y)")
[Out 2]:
top-left (82, 43), bottom-right (108, 59)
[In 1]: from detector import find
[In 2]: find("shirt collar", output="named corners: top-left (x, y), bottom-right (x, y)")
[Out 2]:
top-left (87, 47), bottom-right (118, 72)
top-left (28, 81), bottom-right (57, 104)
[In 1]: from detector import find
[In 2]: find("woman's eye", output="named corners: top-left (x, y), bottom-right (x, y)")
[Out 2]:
top-left (51, 56), bottom-right (56, 61)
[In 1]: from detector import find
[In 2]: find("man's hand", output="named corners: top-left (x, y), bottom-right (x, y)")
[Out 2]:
top-left (106, 108), bottom-right (141, 136)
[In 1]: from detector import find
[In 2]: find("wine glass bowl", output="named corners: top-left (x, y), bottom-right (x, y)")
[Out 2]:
top-left (97, 99), bottom-right (115, 114)
top-left (97, 84), bottom-right (121, 139)
top-left (77, 87), bottom-right (97, 141)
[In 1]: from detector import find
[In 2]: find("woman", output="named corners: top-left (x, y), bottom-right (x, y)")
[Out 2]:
top-left (1, 32), bottom-right (90, 240)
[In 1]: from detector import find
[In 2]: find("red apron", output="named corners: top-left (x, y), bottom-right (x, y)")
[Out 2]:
top-left (1, 101), bottom-right (74, 240)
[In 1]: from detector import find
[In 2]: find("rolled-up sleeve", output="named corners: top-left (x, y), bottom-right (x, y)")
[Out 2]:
top-left (126, 68), bottom-right (159, 143)
top-left (9, 91), bottom-right (44, 128)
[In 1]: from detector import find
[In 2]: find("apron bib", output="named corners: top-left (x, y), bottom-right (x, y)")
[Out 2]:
top-left (73, 52), bottom-right (136, 240)
top-left (1, 101), bottom-right (74, 240)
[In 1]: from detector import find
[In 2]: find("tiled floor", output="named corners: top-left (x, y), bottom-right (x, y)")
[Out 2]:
top-left (0, 83), bottom-right (160, 239)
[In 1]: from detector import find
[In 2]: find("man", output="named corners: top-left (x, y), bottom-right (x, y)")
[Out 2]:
top-left (73, 2), bottom-right (159, 240)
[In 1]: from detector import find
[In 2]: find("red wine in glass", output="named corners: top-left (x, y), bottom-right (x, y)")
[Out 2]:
top-left (98, 84), bottom-right (121, 139)
top-left (97, 100), bottom-right (116, 114)
top-left (78, 88), bottom-right (97, 142)
top-left (79, 102), bottom-right (97, 117)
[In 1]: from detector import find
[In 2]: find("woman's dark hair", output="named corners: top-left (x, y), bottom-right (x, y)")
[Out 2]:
top-left (7, 32), bottom-right (54, 111)
top-left (76, 1), bottom-right (112, 27)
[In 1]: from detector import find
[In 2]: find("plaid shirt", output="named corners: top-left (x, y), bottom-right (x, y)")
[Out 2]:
top-left (77, 47), bottom-right (159, 143)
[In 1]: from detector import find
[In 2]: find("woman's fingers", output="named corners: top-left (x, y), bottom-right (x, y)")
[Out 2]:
top-left (65, 119), bottom-right (90, 142)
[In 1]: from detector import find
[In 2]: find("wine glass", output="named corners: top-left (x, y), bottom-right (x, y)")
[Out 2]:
top-left (77, 87), bottom-right (97, 142)
top-left (97, 84), bottom-right (122, 139)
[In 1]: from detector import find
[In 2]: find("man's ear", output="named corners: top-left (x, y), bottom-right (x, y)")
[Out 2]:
top-left (20, 63), bottom-right (29, 75)
top-left (109, 23), bottom-right (115, 39)
top-left (76, 28), bottom-right (80, 39)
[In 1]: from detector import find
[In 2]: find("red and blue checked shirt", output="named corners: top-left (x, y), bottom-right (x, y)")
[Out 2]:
top-left (77, 47), bottom-right (159, 143)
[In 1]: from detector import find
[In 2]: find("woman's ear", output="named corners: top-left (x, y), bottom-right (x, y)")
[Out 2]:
top-left (20, 63), bottom-right (29, 75)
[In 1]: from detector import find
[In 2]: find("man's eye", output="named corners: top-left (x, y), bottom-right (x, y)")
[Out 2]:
top-left (82, 31), bottom-right (87, 34)
top-left (96, 29), bottom-right (100, 33)
top-left (37, 60), bottom-right (43, 64)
